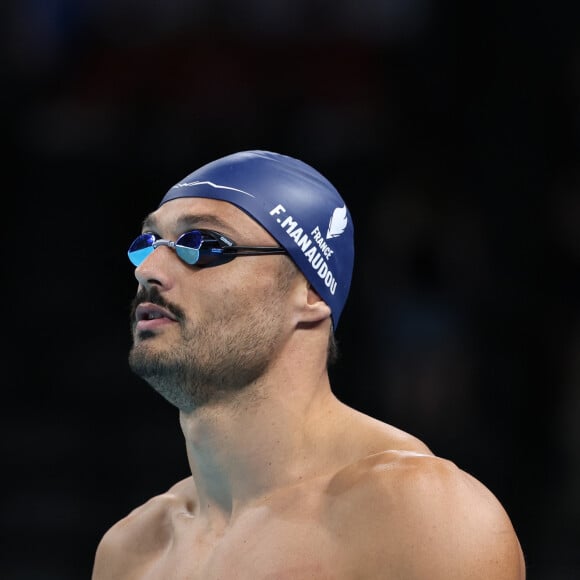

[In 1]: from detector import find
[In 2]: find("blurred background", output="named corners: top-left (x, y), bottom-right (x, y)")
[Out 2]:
top-left (2, 0), bottom-right (579, 578)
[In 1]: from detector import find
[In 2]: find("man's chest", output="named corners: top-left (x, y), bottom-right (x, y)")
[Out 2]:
top-left (140, 513), bottom-right (351, 580)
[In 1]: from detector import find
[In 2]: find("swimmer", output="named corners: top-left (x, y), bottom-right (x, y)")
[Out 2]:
top-left (92, 151), bottom-right (526, 579)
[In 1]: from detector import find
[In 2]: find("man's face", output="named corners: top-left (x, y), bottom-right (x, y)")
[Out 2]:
top-left (128, 197), bottom-right (298, 412)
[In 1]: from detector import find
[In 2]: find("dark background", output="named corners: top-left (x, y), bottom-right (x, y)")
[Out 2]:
top-left (2, 1), bottom-right (580, 578)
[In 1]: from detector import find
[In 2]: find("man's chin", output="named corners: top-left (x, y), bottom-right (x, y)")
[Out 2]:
top-left (128, 340), bottom-right (164, 374)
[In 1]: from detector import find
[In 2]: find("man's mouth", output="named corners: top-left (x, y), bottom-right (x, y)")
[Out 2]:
top-left (134, 302), bottom-right (178, 331)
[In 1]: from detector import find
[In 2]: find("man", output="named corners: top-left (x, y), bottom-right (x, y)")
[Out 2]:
top-left (92, 150), bottom-right (526, 579)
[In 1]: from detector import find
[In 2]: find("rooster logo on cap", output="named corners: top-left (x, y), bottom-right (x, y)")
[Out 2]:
top-left (327, 206), bottom-right (348, 239)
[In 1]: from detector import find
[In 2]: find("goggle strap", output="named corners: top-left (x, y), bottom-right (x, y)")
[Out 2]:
top-left (221, 246), bottom-right (288, 256)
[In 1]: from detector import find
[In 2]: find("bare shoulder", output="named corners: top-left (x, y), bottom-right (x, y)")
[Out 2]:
top-left (91, 477), bottom-right (195, 579)
top-left (326, 451), bottom-right (526, 579)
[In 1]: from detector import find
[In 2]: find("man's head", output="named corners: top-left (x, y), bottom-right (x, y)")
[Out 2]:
top-left (159, 150), bottom-right (355, 329)
top-left (127, 151), bottom-right (354, 411)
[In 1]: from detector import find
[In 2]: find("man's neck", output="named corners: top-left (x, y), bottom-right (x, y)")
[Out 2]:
top-left (178, 376), bottom-right (347, 522)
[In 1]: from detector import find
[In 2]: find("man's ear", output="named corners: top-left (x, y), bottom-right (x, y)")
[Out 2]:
top-left (302, 282), bottom-right (332, 323)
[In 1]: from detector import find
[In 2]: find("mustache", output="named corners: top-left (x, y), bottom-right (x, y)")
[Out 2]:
top-left (130, 286), bottom-right (185, 322)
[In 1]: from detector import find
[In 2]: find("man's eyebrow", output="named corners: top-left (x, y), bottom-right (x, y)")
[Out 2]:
top-left (141, 213), bottom-right (237, 235)
top-left (175, 213), bottom-right (234, 232)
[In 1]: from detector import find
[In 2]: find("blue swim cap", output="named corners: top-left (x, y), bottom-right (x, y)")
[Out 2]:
top-left (159, 150), bottom-right (354, 329)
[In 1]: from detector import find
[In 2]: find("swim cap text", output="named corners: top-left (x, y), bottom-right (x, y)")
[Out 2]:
top-left (269, 204), bottom-right (337, 295)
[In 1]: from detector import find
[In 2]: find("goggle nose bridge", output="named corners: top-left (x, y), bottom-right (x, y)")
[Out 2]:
top-left (152, 239), bottom-right (181, 251)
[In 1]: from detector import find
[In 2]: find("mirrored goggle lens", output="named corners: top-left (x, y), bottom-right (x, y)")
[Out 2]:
top-left (174, 230), bottom-right (203, 265)
top-left (128, 233), bottom-right (156, 266)
top-left (127, 230), bottom-right (206, 266)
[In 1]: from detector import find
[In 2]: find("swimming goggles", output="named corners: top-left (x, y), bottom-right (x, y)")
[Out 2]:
top-left (128, 229), bottom-right (288, 268)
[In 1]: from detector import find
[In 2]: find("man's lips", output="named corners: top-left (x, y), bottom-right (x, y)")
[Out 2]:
top-left (134, 302), bottom-right (178, 331)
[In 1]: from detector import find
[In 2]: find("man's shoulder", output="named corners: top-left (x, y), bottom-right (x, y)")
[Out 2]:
top-left (326, 448), bottom-right (514, 532)
top-left (92, 477), bottom-right (195, 578)
top-left (327, 449), bottom-right (458, 505)
top-left (333, 413), bottom-right (514, 527)
top-left (325, 450), bottom-right (526, 578)
top-left (112, 477), bottom-right (194, 531)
